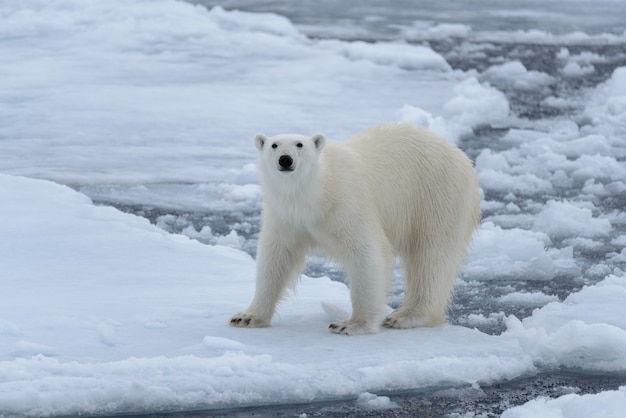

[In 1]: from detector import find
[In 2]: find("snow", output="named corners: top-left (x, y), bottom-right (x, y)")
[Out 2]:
top-left (1, 0), bottom-right (626, 415)
top-left (502, 386), bottom-right (626, 418)
top-left (1, 168), bottom-right (624, 415)
top-left (1, 172), bottom-right (541, 415)
top-left (0, 0), bottom-right (471, 188)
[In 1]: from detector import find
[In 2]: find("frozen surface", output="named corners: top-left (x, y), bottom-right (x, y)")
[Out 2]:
top-left (1, 0), bottom-right (626, 416)
top-left (1, 173), bottom-right (626, 416)
top-left (502, 385), bottom-right (626, 418)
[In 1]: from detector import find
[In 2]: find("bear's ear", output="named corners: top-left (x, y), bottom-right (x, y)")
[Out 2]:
top-left (311, 133), bottom-right (325, 151)
top-left (254, 133), bottom-right (268, 151)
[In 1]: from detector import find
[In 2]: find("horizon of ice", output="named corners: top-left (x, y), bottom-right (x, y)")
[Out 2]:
top-left (1, 0), bottom-right (626, 415)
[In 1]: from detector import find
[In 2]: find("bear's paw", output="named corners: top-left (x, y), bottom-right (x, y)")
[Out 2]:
top-left (328, 320), bottom-right (378, 336)
top-left (383, 310), bottom-right (444, 329)
top-left (229, 312), bottom-right (270, 328)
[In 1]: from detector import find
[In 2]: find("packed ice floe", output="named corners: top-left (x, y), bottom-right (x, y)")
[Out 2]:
top-left (502, 385), bottom-right (626, 418)
top-left (1, 0), bottom-right (626, 416)
top-left (1, 173), bottom-right (625, 415)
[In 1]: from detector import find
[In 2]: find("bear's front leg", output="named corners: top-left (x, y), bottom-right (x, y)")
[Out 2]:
top-left (328, 241), bottom-right (392, 335)
top-left (229, 224), bottom-right (308, 329)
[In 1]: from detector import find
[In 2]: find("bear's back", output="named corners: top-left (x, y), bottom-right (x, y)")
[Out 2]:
top-left (339, 123), bottom-right (480, 248)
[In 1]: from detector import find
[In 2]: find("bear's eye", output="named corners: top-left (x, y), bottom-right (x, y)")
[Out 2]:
top-left (271, 143), bottom-right (278, 149)
top-left (296, 142), bottom-right (303, 148)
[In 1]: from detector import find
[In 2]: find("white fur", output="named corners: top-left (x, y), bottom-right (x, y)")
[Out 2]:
top-left (229, 123), bottom-right (480, 335)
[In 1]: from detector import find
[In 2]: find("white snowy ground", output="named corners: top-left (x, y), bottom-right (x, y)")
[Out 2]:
top-left (1, 0), bottom-right (626, 416)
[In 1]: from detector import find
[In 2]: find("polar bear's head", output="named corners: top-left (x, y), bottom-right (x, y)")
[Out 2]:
top-left (254, 133), bottom-right (326, 177)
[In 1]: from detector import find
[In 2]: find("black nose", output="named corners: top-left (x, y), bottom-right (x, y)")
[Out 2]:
top-left (278, 155), bottom-right (293, 169)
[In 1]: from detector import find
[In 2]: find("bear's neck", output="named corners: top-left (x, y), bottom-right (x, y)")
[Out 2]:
top-left (261, 166), bottom-right (325, 226)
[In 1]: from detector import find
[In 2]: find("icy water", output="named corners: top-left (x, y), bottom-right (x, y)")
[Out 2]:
top-left (125, 373), bottom-right (626, 417)
top-left (77, 1), bottom-right (626, 415)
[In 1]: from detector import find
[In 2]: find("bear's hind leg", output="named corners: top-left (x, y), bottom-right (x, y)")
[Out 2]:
top-left (384, 244), bottom-right (458, 329)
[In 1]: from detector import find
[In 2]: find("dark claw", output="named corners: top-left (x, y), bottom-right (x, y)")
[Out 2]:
top-left (243, 318), bottom-right (251, 326)
top-left (329, 323), bottom-right (348, 334)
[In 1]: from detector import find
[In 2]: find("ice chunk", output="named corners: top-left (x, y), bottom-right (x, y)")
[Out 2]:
top-left (208, 6), bottom-right (302, 38)
top-left (442, 77), bottom-right (510, 130)
top-left (533, 200), bottom-right (612, 239)
top-left (464, 222), bottom-right (577, 281)
top-left (506, 275), bottom-right (626, 372)
top-left (561, 62), bottom-right (595, 77)
top-left (397, 104), bottom-right (451, 140)
top-left (585, 67), bottom-right (626, 133)
top-left (215, 230), bottom-right (242, 249)
top-left (498, 292), bottom-right (559, 306)
top-left (502, 386), bottom-right (626, 418)
top-left (481, 61), bottom-right (555, 90)
top-left (356, 392), bottom-right (399, 410)
top-left (330, 40), bottom-right (452, 71)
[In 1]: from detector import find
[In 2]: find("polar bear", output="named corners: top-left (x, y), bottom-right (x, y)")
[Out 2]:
top-left (230, 123), bottom-right (480, 335)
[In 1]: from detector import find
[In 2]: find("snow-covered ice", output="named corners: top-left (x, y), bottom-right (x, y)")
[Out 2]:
top-left (1, 173), bottom-right (624, 415)
top-left (502, 385), bottom-right (626, 418)
top-left (1, 0), bottom-right (626, 415)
